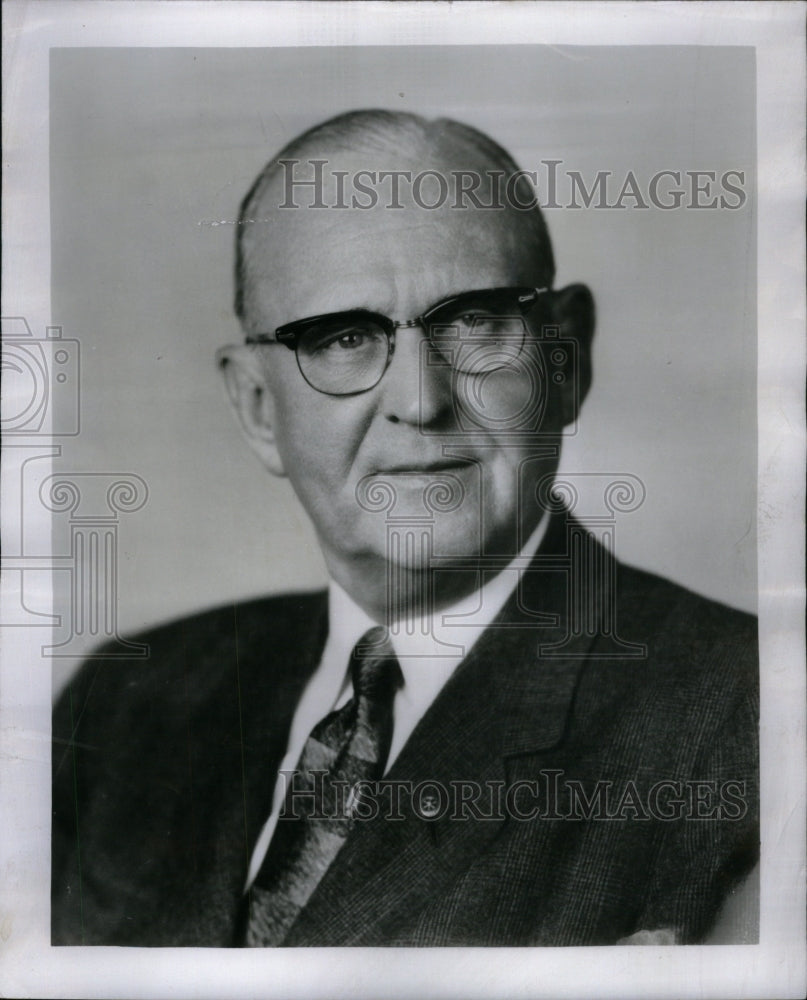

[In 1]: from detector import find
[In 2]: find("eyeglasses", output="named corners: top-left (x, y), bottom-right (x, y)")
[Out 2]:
top-left (245, 286), bottom-right (550, 396)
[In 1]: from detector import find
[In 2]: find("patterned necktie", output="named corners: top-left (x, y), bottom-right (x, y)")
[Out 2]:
top-left (245, 625), bottom-right (403, 947)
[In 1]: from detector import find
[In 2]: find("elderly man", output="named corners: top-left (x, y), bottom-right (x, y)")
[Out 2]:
top-left (52, 110), bottom-right (758, 947)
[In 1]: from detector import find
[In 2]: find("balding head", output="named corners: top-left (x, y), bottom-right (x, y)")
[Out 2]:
top-left (234, 109), bottom-right (555, 329)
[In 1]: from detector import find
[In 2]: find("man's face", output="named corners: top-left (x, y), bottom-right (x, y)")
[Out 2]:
top-left (238, 158), bottom-right (567, 587)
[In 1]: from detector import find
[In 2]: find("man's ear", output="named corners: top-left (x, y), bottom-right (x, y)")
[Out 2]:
top-left (549, 283), bottom-right (595, 428)
top-left (216, 345), bottom-right (286, 476)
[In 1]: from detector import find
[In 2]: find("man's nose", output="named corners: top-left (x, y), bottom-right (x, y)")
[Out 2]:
top-left (380, 326), bottom-right (453, 426)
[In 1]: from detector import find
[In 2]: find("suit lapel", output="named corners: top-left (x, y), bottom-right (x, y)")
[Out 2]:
top-left (284, 513), bottom-right (609, 945)
top-left (195, 595), bottom-right (330, 944)
top-left (238, 597), bottom-right (330, 845)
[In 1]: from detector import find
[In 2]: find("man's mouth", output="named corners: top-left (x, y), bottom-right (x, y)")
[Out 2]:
top-left (370, 458), bottom-right (476, 476)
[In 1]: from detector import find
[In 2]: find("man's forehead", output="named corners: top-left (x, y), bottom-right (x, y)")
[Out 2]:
top-left (244, 213), bottom-right (528, 325)
top-left (241, 159), bottom-right (537, 327)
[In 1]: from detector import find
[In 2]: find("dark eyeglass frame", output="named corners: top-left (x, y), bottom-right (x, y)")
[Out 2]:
top-left (244, 285), bottom-right (550, 396)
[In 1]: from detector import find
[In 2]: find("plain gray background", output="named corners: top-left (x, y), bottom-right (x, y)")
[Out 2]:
top-left (49, 45), bottom-right (756, 682)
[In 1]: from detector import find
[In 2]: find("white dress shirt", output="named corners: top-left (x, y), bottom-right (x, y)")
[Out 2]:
top-left (245, 514), bottom-right (550, 889)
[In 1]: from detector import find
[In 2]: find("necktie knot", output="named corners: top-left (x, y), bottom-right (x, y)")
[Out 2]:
top-left (350, 626), bottom-right (403, 703)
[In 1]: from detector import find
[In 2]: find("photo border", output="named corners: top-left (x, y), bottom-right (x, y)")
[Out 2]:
top-left (1, 3), bottom-right (804, 998)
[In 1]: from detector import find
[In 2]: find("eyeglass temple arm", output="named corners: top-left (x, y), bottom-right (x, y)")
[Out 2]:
top-left (393, 285), bottom-right (550, 330)
top-left (523, 286), bottom-right (549, 301)
top-left (245, 329), bottom-right (297, 348)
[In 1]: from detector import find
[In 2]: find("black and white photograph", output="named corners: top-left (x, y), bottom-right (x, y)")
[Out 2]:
top-left (1, 2), bottom-right (804, 998)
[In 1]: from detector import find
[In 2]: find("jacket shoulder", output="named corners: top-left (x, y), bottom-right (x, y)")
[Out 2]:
top-left (53, 589), bottom-right (327, 739)
top-left (614, 560), bottom-right (757, 673)
top-left (597, 558), bottom-right (758, 741)
top-left (616, 559), bottom-right (756, 631)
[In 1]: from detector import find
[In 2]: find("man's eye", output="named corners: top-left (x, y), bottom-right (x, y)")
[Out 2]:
top-left (305, 325), bottom-right (386, 356)
top-left (333, 331), bottom-right (366, 349)
top-left (457, 312), bottom-right (508, 333)
top-left (308, 328), bottom-right (368, 352)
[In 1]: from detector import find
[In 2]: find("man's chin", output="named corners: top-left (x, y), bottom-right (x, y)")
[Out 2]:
top-left (346, 524), bottom-right (511, 571)
top-left (329, 491), bottom-right (524, 572)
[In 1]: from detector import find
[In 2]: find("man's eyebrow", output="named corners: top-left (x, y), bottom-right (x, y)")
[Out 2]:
top-left (292, 288), bottom-right (501, 325)
top-left (308, 304), bottom-right (389, 319)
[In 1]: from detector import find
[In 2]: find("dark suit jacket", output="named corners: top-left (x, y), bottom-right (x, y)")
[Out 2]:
top-left (52, 514), bottom-right (758, 946)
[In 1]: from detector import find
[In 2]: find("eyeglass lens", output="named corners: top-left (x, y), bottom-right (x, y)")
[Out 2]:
top-left (296, 290), bottom-right (531, 395)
